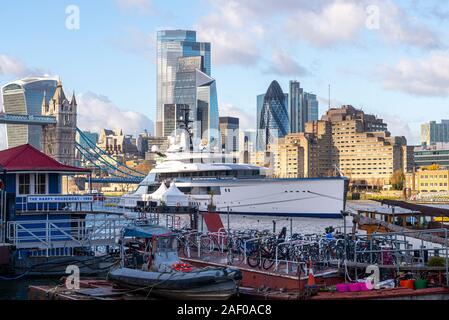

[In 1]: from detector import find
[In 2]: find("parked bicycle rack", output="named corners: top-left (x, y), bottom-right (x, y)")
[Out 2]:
top-left (275, 239), bottom-right (312, 274)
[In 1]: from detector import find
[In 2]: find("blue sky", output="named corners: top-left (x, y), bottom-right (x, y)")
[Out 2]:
top-left (1, 0), bottom-right (449, 146)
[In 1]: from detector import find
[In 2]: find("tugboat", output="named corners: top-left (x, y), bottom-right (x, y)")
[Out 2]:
top-left (108, 221), bottom-right (242, 300)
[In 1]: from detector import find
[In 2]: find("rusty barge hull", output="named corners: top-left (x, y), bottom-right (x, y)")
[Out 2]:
top-left (182, 256), bottom-right (343, 291)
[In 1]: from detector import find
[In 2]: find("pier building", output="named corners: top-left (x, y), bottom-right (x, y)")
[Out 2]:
top-left (0, 144), bottom-right (122, 274)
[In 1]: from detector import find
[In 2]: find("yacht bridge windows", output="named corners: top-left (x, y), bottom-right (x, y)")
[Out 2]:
top-left (155, 169), bottom-right (260, 181)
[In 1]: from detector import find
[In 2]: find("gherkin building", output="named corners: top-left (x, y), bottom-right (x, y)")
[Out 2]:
top-left (257, 80), bottom-right (290, 151)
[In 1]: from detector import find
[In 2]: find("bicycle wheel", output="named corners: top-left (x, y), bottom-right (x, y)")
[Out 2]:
top-left (200, 236), bottom-right (212, 252)
top-left (262, 258), bottom-right (275, 270)
top-left (247, 252), bottom-right (260, 268)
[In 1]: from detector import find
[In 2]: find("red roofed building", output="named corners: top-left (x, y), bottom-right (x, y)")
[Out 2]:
top-left (0, 144), bottom-right (90, 206)
top-left (0, 144), bottom-right (89, 173)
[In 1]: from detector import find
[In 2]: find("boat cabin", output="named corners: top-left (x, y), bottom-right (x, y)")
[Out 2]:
top-left (120, 223), bottom-right (182, 272)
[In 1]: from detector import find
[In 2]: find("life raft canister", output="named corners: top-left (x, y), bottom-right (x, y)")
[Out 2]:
top-left (172, 262), bottom-right (192, 272)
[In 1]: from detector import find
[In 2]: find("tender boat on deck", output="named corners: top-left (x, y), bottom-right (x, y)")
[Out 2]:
top-left (108, 223), bottom-right (241, 300)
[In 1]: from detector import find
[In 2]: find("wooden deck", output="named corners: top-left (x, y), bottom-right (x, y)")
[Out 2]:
top-left (28, 279), bottom-right (147, 300)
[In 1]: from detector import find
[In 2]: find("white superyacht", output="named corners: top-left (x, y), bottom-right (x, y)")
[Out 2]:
top-left (119, 133), bottom-right (348, 218)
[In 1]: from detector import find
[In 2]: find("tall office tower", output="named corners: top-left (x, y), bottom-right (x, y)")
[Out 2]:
top-left (289, 81), bottom-right (319, 133)
top-left (219, 117), bottom-right (239, 153)
top-left (256, 81), bottom-right (290, 151)
top-left (156, 30), bottom-right (211, 137)
top-left (41, 80), bottom-right (77, 166)
top-left (163, 104), bottom-right (187, 137)
top-left (421, 120), bottom-right (449, 146)
top-left (304, 92), bottom-right (319, 123)
top-left (1, 77), bottom-right (58, 149)
top-left (288, 80), bottom-right (304, 133)
top-left (174, 56), bottom-right (219, 149)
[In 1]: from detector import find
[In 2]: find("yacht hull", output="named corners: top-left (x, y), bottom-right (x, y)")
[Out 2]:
top-left (121, 178), bottom-right (348, 219)
top-left (184, 178), bottom-right (348, 218)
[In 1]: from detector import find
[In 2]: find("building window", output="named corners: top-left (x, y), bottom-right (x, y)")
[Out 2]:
top-left (17, 173), bottom-right (48, 195)
top-left (18, 174), bottom-right (31, 195)
top-left (35, 174), bottom-right (47, 194)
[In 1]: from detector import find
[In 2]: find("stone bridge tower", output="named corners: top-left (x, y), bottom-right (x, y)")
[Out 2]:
top-left (41, 80), bottom-right (77, 166)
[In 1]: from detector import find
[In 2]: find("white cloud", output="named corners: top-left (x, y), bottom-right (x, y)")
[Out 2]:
top-left (77, 92), bottom-right (154, 136)
top-left (285, 1), bottom-right (366, 47)
top-left (380, 50), bottom-right (449, 97)
top-left (0, 53), bottom-right (50, 78)
top-left (112, 27), bottom-right (156, 59)
top-left (380, 113), bottom-right (420, 145)
top-left (219, 104), bottom-right (255, 131)
top-left (196, 2), bottom-right (262, 66)
top-left (264, 49), bottom-right (308, 77)
top-left (198, 0), bottom-right (441, 58)
top-left (0, 54), bottom-right (32, 77)
top-left (376, 1), bottom-right (441, 49)
top-left (116, 0), bottom-right (153, 14)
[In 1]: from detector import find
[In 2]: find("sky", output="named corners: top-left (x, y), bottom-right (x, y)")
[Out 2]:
top-left (1, 0), bottom-right (449, 150)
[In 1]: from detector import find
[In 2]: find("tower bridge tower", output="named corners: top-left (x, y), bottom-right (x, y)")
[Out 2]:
top-left (41, 80), bottom-right (77, 166)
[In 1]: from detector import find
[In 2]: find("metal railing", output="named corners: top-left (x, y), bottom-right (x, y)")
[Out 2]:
top-left (7, 216), bottom-right (125, 253)
top-left (351, 228), bottom-right (449, 286)
top-left (275, 239), bottom-right (311, 274)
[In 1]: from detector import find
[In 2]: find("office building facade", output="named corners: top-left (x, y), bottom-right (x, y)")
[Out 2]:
top-left (76, 130), bottom-right (99, 150)
top-left (265, 105), bottom-right (412, 187)
top-left (163, 104), bottom-right (187, 137)
top-left (270, 121), bottom-right (333, 178)
top-left (256, 81), bottom-right (290, 151)
top-left (1, 77), bottom-right (58, 149)
top-left (97, 128), bottom-right (138, 158)
top-left (219, 117), bottom-right (239, 154)
top-left (406, 169), bottom-right (449, 193)
top-left (156, 30), bottom-right (211, 137)
top-left (173, 56), bottom-right (219, 149)
top-left (322, 106), bottom-right (408, 188)
top-left (421, 120), bottom-right (449, 146)
top-left (289, 81), bottom-right (319, 133)
top-left (239, 130), bottom-right (256, 164)
top-left (414, 144), bottom-right (449, 169)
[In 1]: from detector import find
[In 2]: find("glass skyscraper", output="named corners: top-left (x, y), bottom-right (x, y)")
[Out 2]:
top-left (256, 81), bottom-right (290, 151)
top-left (173, 56), bottom-right (219, 150)
top-left (156, 30), bottom-right (211, 137)
top-left (1, 77), bottom-right (58, 149)
top-left (289, 80), bottom-right (319, 133)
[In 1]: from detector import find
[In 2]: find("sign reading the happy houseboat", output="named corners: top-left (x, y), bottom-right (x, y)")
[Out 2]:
top-left (27, 195), bottom-right (94, 203)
